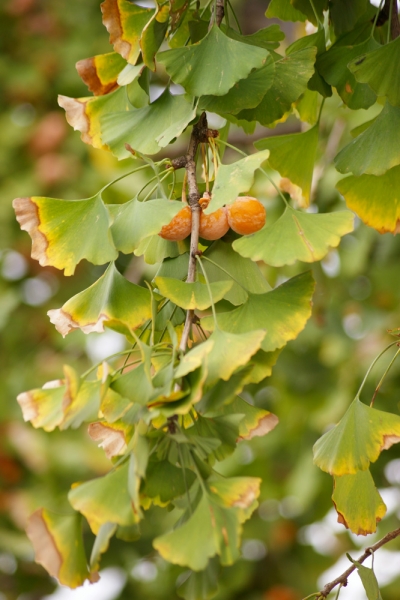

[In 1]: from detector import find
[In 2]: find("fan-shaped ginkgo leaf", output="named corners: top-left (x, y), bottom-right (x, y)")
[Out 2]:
top-left (100, 90), bottom-right (196, 158)
top-left (175, 329), bottom-right (266, 385)
top-left (135, 234), bottom-right (189, 265)
top-left (88, 421), bottom-right (133, 458)
top-left (313, 398), bottom-right (400, 475)
top-left (225, 24), bottom-right (284, 51)
top-left (205, 150), bottom-right (270, 213)
top-left (317, 37), bottom-right (378, 110)
top-left (142, 460), bottom-right (196, 508)
top-left (201, 271), bottom-right (315, 353)
top-left (335, 102), bottom-right (400, 176)
top-left (155, 277), bottom-right (233, 310)
top-left (255, 126), bottom-right (318, 205)
top-left (332, 470), bottom-right (387, 535)
top-left (153, 479), bottom-right (260, 570)
top-left (158, 25), bottom-right (269, 97)
top-left (221, 396), bottom-right (279, 441)
top-left (69, 460), bottom-right (138, 534)
top-left (348, 35), bottom-right (400, 106)
top-left (110, 363), bottom-right (154, 406)
top-left (47, 263), bottom-right (152, 337)
top-left (203, 241), bottom-right (271, 306)
top-left (26, 510), bottom-right (96, 588)
top-left (266, 0), bottom-right (306, 21)
top-left (110, 198), bottom-right (183, 254)
top-left (200, 56), bottom-right (275, 116)
top-left (76, 52), bottom-right (126, 96)
top-left (336, 165), bottom-right (400, 233)
top-left (237, 48), bottom-right (316, 126)
top-left (140, 4), bottom-right (169, 70)
top-left (58, 85), bottom-right (132, 150)
top-left (233, 208), bottom-right (354, 266)
top-left (101, 0), bottom-right (153, 65)
top-left (13, 195), bottom-right (117, 276)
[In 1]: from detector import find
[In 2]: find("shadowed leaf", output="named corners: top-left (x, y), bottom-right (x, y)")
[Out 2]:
top-left (13, 195), bottom-right (117, 276)
top-left (142, 460), bottom-right (196, 507)
top-left (336, 165), bottom-right (400, 233)
top-left (140, 4), bottom-right (169, 70)
top-left (335, 102), bottom-right (400, 176)
top-left (255, 126), bottom-right (319, 206)
top-left (332, 470), bottom-right (386, 535)
top-left (237, 48), bottom-right (316, 126)
top-left (177, 560), bottom-right (219, 600)
top-left (349, 36), bottom-right (400, 106)
top-left (158, 25), bottom-right (269, 97)
top-left (233, 208), bottom-right (354, 266)
top-left (47, 263), bottom-right (152, 337)
top-left (313, 398), bottom-right (400, 475)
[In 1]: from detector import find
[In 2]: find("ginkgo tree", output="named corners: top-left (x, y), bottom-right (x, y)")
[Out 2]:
top-left (11, 0), bottom-right (400, 598)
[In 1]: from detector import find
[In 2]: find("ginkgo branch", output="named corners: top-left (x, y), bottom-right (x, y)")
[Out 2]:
top-left (308, 526), bottom-right (400, 599)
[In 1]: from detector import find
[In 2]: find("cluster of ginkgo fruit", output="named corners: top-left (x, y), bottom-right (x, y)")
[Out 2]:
top-left (159, 195), bottom-right (266, 241)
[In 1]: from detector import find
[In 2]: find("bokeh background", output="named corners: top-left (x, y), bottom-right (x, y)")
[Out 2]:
top-left (2, 1), bottom-right (400, 599)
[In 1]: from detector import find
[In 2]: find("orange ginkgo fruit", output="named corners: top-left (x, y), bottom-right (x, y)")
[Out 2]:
top-left (159, 205), bottom-right (192, 241)
top-left (199, 196), bottom-right (229, 240)
top-left (226, 196), bottom-right (266, 235)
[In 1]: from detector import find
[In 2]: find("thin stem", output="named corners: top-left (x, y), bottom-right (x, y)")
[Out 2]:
top-left (142, 170), bottom-right (173, 202)
top-left (334, 585), bottom-right (342, 600)
top-left (388, 0), bottom-right (394, 42)
top-left (196, 255), bottom-right (218, 325)
top-left (177, 443), bottom-right (193, 516)
top-left (159, 304), bottom-right (179, 343)
top-left (201, 254), bottom-right (247, 289)
top-left (302, 594), bottom-right (321, 600)
top-left (224, 0), bottom-right (230, 27)
top-left (370, 346), bottom-right (400, 406)
top-left (168, 168), bottom-right (176, 201)
top-left (309, 0), bottom-right (322, 27)
top-left (315, 526), bottom-right (400, 598)
top-left (317, 98), bottom-right (325, 124)
top-left (226, 0), bottom-right (242, 32)
top-left (371, 0), bottom-right (385, 39)
top-left (99, 163), bottom-right (157, 194)
top-left (216, 138), bottom-right (289, 206)
top-left (355, 340), bottom-right (399, 399)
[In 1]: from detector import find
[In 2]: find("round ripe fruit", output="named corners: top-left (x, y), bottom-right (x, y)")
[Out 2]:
top-left (227, 196), bottom-right (266, 235)
top-left (159, 205), bottom-right (192, 241)
top-left (199, 197), bottom-right (229, 240)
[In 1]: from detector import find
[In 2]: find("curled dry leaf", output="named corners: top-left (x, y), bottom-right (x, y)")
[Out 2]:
top-left (58, 95), bottom-right (92, 145)
top-left (88, 422), bottom-right (128, 458)
top-left (238, 412), bottom-right (279, 441)
top-left (13, 197), bottom-right (48, 267)
top-left (47, 308), bottom-right (108, 337)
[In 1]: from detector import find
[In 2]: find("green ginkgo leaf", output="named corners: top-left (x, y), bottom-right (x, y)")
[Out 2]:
top-left (17, 382), bottom-right (65, 432)
top-left (177, 560), bottom-right (219, 600)
top-left (169, 0), bottom-right (190, 31)
top-left (351, 560), bottom-right (383, 600)
top-left (201, 271), bottom-right (315, 353)
top-left (233, 208), bottom-right (354, 266)
top-left (101, 0), bottom-right (153, 65)
top-left (110, 364), bottom-right (154, 405)
top-left (225, 24), bottom-right (284, 51)
top-left (158, 25), bottom-right (269, 97)
top-left (140, 4), bottom-right (169, 70)
top-left (47, 263), bottom-right (152, 337)
top-left (197, 366), bottom-right (254, 414)
top-left (135, 234), bottom-right (189, 265)
top-left (100, 89), bottom-right (197, 158)
top-left (336, 165), bottom-right (400, 233)
top-left (205, 150), bottom-right (270, 213)
top-left (175, 329), bottom-right (265, 385)
top-left (58, 85), bottom-right (133, 151)
top-left (203, 240), bottom-right (271, 306)
top-left (254, 126), bottom-right (319, 205)
top-left (348, 35), bottom-right (400, 106)
top-left (335, 102), bottom-right (400, 176)
top-left (287, 29), bottom-right (331, 97)
top-left (317, 37), bottom-right (378, 110)
top-left (153, 479), bottom-right (259, 570)
top-left (26, 510), bottom-right (95, 588)
top-left (155, 277), bottom-right (233, 310)
top-left (237, 48), bottom-right (316, 126)
top-left (291, 0), bottom-right (328, 25)
top-left (13, 195), bottom-right (117, 276)
top-left (200, 56), bottom-right (275, 115)
top-left (221, 396), bottom-right (279, 441)
top-left (76, 51), bottom-right (127, 96)
top-left (329, 0), bottom-right (370, 36)
top-left (110, 198), bottom-right (183, 254)
top-left (313, 398), bottom-right (400, 475)
top-left (69, 460), bottom-right (138, 534)
top-left (247, 349), bottom-right (281, 383)
top-left (332, 470), bottom-right (386, 535)
top-left (142, 460), bottom-right (196, 507)
top-left (266, 0), bottom-right (306, 21)
top-left (187, 414), bottom-right (242, 461)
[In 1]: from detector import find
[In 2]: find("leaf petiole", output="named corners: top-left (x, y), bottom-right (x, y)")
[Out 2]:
top-left (355, 340), bottom-right (400, 400)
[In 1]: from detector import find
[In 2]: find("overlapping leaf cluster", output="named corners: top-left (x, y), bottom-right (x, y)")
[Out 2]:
top-left (13, 0), bottom-right (400, 596)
